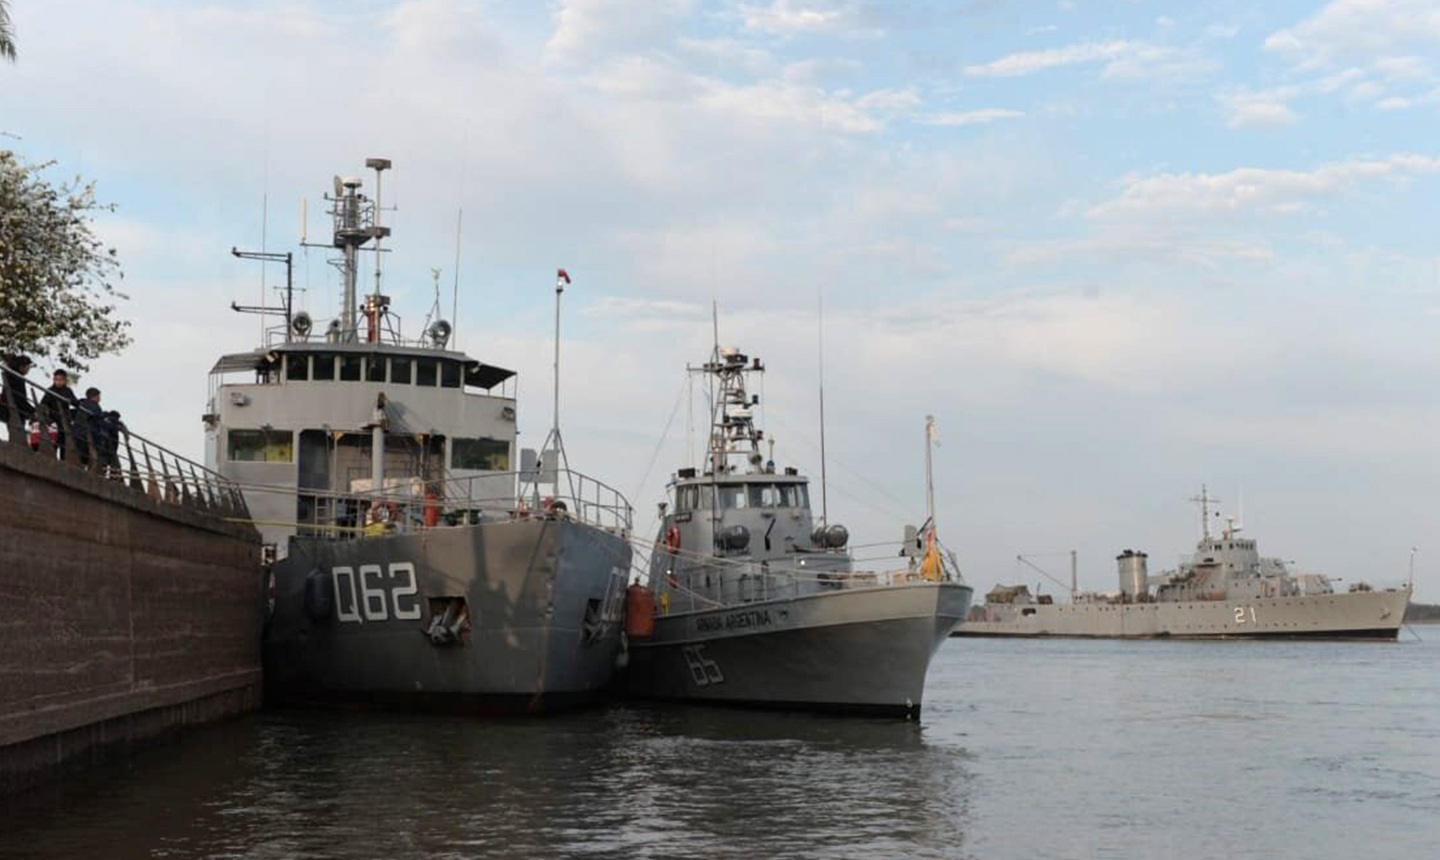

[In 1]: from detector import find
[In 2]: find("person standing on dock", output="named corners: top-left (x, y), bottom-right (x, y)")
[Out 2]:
top-left (1, 355), bottom-right (36, 437)
top-left (39, 369), bottom-right (78, 460)
top-left (75, 387), bottom-right (106, 468)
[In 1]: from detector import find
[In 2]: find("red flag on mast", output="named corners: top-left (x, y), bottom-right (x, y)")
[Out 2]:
top-left (557, 268), bottom-right (571, 285)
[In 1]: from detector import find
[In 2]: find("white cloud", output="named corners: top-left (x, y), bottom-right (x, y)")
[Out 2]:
top-left (917, 108), bottom-right (1024, 127)
top-left (965, 40), bottom-right (1134, 77)
top-left (677, 36), bottom-right (779, 77)
top-left (1263, 0), bottom-right (1440, 111)
top-left (1086, 155), bottom-right (1440, 221)
top-left (1099, 43), bottom-right (1217, 82)
top-left (853, 87), bottom-right (921, 110)
top-left (738, 0), bottom-right (876, 36)
top-left (546, 0), bottom-right (694, 62)
top-left (1218, 87), bottom-right (1302, 128)
top-left (1265, 0), bottom-right (1440, 69)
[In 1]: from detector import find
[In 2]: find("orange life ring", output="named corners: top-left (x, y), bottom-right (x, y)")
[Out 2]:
top-left (665, 525), bottom-right (681, 555)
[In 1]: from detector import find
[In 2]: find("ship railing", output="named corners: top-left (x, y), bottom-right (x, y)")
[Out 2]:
top-left (234, 467), bottom-right (632, 538)
top-left (0, 362), bottom-right (251, 520)
top-left (641, 541), bottom-right (954, 612)
top-left (441, 469), bottom-right (633, 533)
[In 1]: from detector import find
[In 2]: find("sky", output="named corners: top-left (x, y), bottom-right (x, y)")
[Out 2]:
top-left (3, 0), bottom-right (1438, 599)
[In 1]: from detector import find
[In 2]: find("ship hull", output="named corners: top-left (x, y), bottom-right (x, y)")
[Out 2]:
top-left (625, 582), bottom-right (972, 718)
top-left (954, 589), bottom-right (1409, 640)
top-left (262, 517), bottom-right (631, 714)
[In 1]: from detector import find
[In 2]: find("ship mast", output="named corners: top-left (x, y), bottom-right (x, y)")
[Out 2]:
top-left (320, 160), bottom-right (391, 343)
top-left (537, 269), bottom-right (575, 500)
top-left (1190, 485), bottom-right (1219, 541)
top-left (924, 414), bottom-right (937, 537)
top-left (691, 338), bottom-right (765, 476)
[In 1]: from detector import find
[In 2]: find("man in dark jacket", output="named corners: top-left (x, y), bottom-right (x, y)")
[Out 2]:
top-left (1, 355), bottom-right (36, 439)
top-left (75, 386), bottom-right (105, 468)
top-left (39, 369), bottom-right (79, 460)
top-left (99, 409), bottom-right (126, 474)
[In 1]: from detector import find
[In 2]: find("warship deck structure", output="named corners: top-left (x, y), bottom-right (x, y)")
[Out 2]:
top-left (623, 345), bottom-right (971, 718)
top-left (958, 489), bottom-right (1409, 640)
top-left (208, 161), bottom-right (632, 712)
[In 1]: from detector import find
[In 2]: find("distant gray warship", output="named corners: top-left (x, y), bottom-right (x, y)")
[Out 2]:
top-left (623, 345), bottom-right (972, 718)
top-left (958, 488), bottom-right (1410, 640)
top-left (208, 161), bottom-right (632, 712)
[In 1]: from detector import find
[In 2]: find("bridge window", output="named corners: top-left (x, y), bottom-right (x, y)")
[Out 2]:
top-left (339, 355), bottom-right (363, 382)
top-left (312, 353), bottom-right (336, 380)
top-left (227, 429), bottom-right (294, 463)
top-left (285, 354), bottom-right (308, 381)
top-left (716, 486), bottom-right (749, 509)
top-left (441, 360), bottom-right (462, 389)
top-left (415, 358), bottom-right (437, 387)
top-left (749, 484), bottom-right (783, 507)
top-left (451, 437), bottom-right (510, 471)
top-left (782, 484), bottom-right (809, 508)
top-left (391, 357), bottom-right (412, 385)
top-left (366, 356), bottom-right (387, 383)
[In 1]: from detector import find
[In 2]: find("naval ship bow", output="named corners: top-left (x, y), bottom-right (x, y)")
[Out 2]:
top-left (206, 160), bottom-right (633, 712)
top-left (623, 344), bottom-right (973, 718)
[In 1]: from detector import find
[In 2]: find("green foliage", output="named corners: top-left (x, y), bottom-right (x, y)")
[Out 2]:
top-left (1, 0), bottom-right (15, 63)
top-left (0, 149), bottom-right (132, 371)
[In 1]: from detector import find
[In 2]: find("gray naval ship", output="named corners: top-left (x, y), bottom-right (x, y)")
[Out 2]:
top-left (206, 160), bottom-right (633, 712)
top-left (623, 345), bottom-right (972, 718)
top-left (958, 488), bottom-right (1411, 640)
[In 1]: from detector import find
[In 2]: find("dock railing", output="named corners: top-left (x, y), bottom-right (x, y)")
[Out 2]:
top-left (1, 362), bottom-right (250, 519)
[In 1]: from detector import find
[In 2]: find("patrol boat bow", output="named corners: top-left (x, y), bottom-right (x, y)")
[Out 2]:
top-left (207, 161), bottom-right (633, 712)
top-left (623, 346), bottom-right (972, 718)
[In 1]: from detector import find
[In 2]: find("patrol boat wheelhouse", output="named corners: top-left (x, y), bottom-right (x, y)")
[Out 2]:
top-left (206, 161), bottom-right (632, 712)
top-left (958, 487), bottom-right (1411, 639)
top-left (623, 346), bottom-right (972, 718)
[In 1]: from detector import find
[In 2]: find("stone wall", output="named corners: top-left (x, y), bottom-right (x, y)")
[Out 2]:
top-left (0, 442), bottom-right (263, 792)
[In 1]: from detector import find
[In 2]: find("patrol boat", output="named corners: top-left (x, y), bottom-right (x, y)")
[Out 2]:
top-left (958, 487), bottom-right (1411, 640)
top-left (623, 345), bottom-right (972, 718)
top-left (206, 160), bottom-right (633, 712)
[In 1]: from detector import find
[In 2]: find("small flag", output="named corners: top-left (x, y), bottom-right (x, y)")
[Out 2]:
top-left (557, 268), bottom-right (571, 287)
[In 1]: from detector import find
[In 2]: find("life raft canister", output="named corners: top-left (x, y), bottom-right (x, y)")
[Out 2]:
top-left (665, 524), bottom-right (681, 555)
top-left (624, 584), bottom-right (657, 638)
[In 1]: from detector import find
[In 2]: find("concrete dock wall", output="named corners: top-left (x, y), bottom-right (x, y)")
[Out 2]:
top-left (0, 442), bottom-right (263, 792)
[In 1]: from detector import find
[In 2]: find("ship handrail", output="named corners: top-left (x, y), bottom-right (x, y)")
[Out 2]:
top-left (228, 466), bottom-right (632, 536)
top-left (637, 537), bottom-right (956, 604)
top-left (1, 361), bottom-right (251, 520)
top-left (652, 561), bottom-right (952, 612)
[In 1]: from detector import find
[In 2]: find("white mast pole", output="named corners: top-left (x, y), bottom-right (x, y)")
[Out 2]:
top-left (553, 273), bottom-right (563, 442)
top-left (924, 414), bottom-right (936, 536)
top-left (818, 286), bottom-right (829, 526)
top-left (451, 207), bottom-right (462, 348)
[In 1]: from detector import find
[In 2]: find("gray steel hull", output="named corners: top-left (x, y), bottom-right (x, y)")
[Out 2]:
top-left (955, 588), bottom-right (1409, 640)
top-left (262, 518), bottom-right (631, 713)
top-left (625, 582), bottom-right (972, 718)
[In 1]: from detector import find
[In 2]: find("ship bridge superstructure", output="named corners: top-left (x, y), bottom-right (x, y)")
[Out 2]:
top-left (204, 161), bottom-right (525, 552)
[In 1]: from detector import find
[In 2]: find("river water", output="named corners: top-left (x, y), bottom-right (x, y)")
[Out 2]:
top-left (3, 633), bottom-right (1437, 859)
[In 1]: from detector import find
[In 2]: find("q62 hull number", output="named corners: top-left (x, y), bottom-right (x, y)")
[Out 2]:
top-left (334, 563), bottom-right (423, 623)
